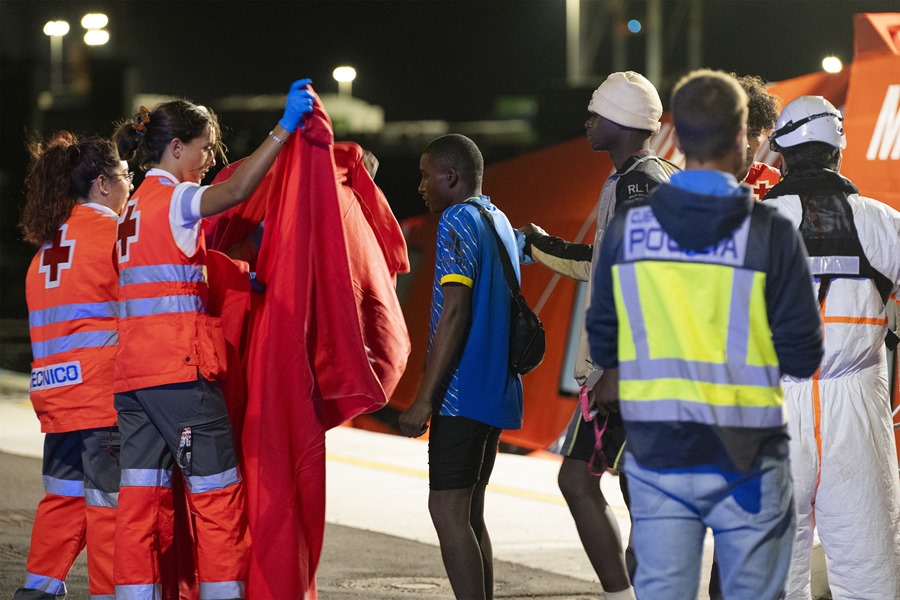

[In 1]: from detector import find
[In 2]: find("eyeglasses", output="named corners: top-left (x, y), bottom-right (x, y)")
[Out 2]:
top-left (91, 172), bottom-right (134, 184)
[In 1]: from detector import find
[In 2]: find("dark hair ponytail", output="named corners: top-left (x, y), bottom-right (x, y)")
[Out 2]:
top-left (114, 118), bottom-right (143, 165)
top-left (20, 131), bottom-right (120, 245)
top-left (113, 100), bottom-right (226, 171)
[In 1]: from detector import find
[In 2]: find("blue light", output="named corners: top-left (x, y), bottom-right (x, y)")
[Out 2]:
top-left (627, 19), bottom-right (642, 33)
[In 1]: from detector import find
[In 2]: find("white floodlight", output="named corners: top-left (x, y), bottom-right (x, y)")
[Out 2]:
top-left (333, 66), bottom-right (357, 98)
top-left (81, 13), bottom-right (109, 30)
top-left (822, 56), bottom-right (843, 73)
top-left (84, 29), bottom-right (110, 46)
top-left (43, 20), bottom-right (70, 37)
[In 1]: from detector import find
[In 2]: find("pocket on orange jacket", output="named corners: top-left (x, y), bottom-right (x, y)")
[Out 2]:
top-left (197, 314), bottom-right (227, 381)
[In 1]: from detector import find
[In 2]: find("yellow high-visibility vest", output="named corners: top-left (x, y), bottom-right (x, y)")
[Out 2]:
top-left (613, 205), bottom-right (784, 429)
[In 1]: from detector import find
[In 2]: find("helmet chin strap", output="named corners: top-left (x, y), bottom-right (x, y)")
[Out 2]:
top-left (770, 108), bottom-right (844, 152)
top-left (773, 110), bottom-right (842, 140)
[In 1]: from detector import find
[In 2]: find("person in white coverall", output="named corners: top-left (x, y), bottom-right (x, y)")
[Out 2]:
top-left (764, 95), bottom-right (900, 600)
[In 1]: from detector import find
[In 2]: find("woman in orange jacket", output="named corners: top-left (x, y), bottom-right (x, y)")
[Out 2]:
top-left (17, 132), bottom-right (132, 600)
top-left (109, 79), bottom-right (313, 600)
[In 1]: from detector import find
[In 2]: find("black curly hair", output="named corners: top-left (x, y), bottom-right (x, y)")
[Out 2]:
top-left (732, 73), bottom-right (781, 135)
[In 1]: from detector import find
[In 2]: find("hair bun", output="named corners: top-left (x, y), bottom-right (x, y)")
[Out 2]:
top-left (132, 106), bottom-right (151, 136)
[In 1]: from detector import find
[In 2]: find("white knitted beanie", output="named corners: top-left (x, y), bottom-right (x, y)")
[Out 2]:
top-left (588, 71), bottom-right (663, 133)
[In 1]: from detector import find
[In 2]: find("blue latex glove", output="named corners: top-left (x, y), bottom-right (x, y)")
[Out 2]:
top-left (249, 272), bottom-right (266, 294)
top-left (249, 220), bottom-right (264, 250)
top-left (278, 78), bottom-right (314, 133)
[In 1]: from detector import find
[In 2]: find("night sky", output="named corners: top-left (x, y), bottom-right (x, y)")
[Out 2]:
top-left (0, 0), bottom-right (897, 326)
top-left (129, 0), bottom-right (896, 119)
top-left (3, 0), bottom-right (896, 121)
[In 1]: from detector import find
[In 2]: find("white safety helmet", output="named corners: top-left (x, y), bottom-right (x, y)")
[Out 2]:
top-left (769, 96), bottom-right (846, 151)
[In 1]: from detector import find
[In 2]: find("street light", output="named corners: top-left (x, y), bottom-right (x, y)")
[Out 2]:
top-left (822, 56), bottom-right (843, 73)
top-left (43, 20), bottom-right (69, 36)
top-left (81, 13), bottom-right (109, 46)
top-left (81, 13), bottom-right (108, 29)
top-left (84, 29), bottom-right (110, 46)
top-left (333, 66), bottom-right (357, 98)
top-left (43, 20), bottom-right (69, 94)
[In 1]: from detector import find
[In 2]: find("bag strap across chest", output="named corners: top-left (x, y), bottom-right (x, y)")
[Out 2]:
top-left (464, 200), bottom-right (519, 295)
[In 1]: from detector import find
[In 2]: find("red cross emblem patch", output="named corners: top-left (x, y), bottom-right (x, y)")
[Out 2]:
top-left (39, 224), bottom-right (76, 289)
top-left (117, 199), bottom-right (141, 263)
top-left (753, 180), bottom-right (772, 202)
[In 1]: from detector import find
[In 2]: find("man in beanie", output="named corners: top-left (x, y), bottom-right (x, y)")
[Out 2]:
top-left (519, 71), bottom-right (677, 600)
top-left (587, 69), bottom-right (822, 600)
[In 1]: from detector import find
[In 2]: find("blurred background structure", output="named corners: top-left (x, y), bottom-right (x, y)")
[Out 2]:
top-left (1, 0), bottom-right (894, 373)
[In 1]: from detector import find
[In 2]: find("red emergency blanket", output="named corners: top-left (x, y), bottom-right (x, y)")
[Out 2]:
top-left (204, 93), bottom-right (409, 598)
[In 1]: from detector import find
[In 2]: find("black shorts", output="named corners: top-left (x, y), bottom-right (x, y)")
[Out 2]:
top-left (428, 415), bottom-right (502, 491)
top-left (559, 406), bottom-right (627, 471)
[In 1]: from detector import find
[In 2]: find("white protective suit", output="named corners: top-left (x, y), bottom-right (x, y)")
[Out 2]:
top-left (766, 188), bottom-right (900, 600)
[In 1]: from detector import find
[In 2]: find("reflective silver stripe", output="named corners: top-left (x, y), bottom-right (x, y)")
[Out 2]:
top-left (617, 264), bottom-right (650, 362)
top-left (24, 571), bottom-right (67, 594)
top-left (85, 488), bottom-right (118, 508)
top-left (619, 358), bottom-right (780, 388)
top-left (119, 295), bottom-right (205, 318)
top-left (31, 330), bottom-right (118, 360)
top-left (808, 255), bottom-right (860, 276)
top-left (199, 581), bottom-right (246, 600)
top-left (115, 583), bottom-right (162, 600)
top-left (43, 475), bottom-right (84, 497)
top-left (620, 398), bottom-right (785, 428)
top-left (726, 269), bottom-right (755, 366)
top-left (181, 185), bottom-right (203, 222)
top-left (120, 468), bottom-right (173, 489)
top-left (186, 467), bottom-right (241, 494)
top-left (29, 301), bottom-right (118, 328)
top-left (119, 264), bottom-right (206, 286)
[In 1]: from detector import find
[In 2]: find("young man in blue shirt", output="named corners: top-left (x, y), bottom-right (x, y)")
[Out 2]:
top-left (400, 134), bottom-right (523, 600)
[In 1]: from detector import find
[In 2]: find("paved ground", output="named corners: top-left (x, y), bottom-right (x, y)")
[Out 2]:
top-left (1, 369), bottom-right (831, 599)
top-left (0, 449), bottom-right (609, 600)
top-left (0, 367), bottom-right (626, 599)
top-left (0, 367), bottom-right (627, 599)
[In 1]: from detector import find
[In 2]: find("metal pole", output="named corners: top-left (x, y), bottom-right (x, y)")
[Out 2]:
top-left (687, 0), bottom-right (703, 70)
top-left (646, 0), bottom-right (662, 86)
top-left (50, 35), bottom-right (63, 94)
top-left (566, 0), bottom-right (581, 87)
top-left (611, 0), bottom-right (626, 73)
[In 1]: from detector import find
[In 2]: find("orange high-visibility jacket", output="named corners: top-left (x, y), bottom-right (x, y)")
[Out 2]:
top-left (26, 203), bottom-right (119, 432)
top-left (115, 174), bottom-right (226, 393)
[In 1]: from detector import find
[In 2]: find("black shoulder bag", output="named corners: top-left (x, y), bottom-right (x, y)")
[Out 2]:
top-left (465, 201), bottom-right (545, 375)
